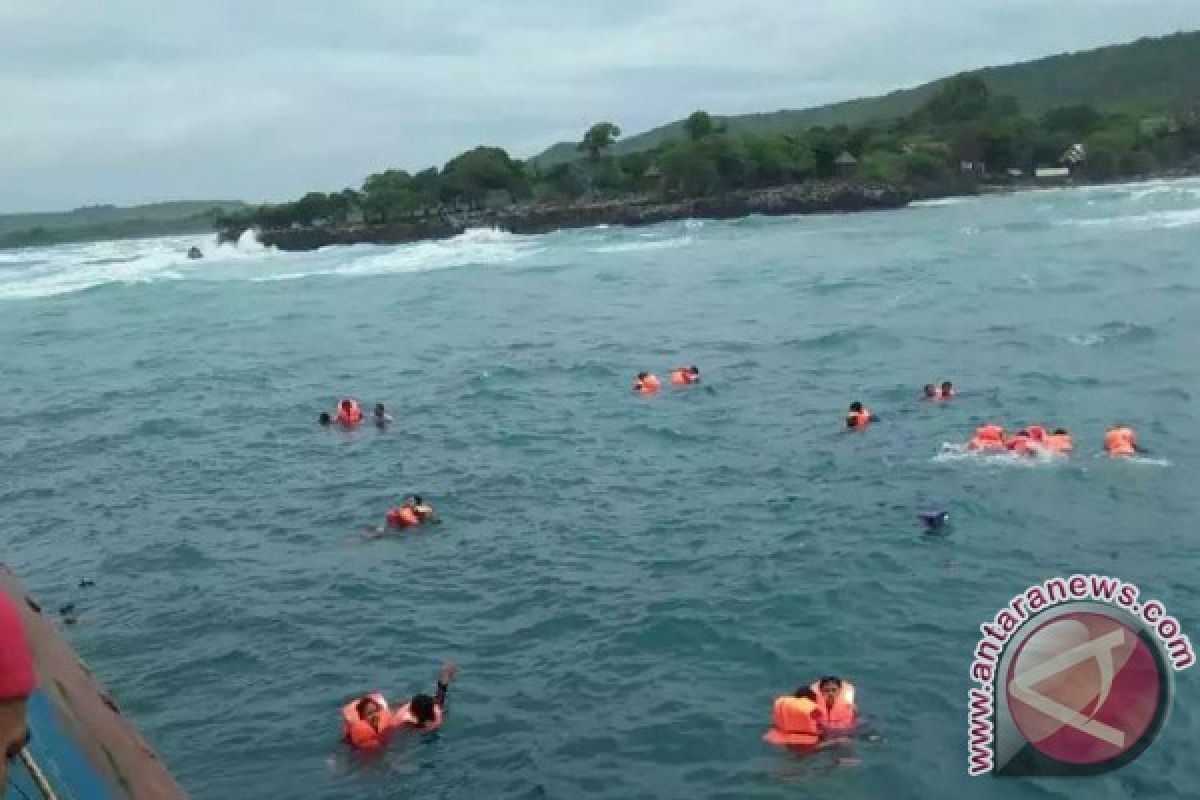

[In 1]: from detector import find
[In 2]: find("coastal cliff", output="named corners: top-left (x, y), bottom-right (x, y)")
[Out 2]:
top-left (224, 182), bottom-right (908, 252)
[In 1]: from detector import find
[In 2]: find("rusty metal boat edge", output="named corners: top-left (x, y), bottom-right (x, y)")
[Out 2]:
top-left (2, 564), bottom-right (187, 799)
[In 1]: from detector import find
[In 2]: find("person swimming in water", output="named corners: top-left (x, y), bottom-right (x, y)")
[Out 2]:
top-left (845, 402), bottom-right (875, 429)
top-left (373, 403), bottom-right (393, 428)
top-left (633, 372), bottom-right (662, 394)
top-left (923, 382), bottom-right (955, 400)
top-left (318, 412), bottom-right (332, 427)
top-left (342, 662), bottom-right (457, 751)
top-left (406, 495), bottom-right (436, 522)
top-left (670, 366), bottom-right (701, 385)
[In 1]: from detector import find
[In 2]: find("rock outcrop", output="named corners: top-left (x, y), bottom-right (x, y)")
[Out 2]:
top-left (222, 182), bottom-right (909, 252)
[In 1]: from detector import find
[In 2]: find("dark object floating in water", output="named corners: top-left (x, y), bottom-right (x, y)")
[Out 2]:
top-left (920, 511), bottom-right (950, 531)
top-left (79, 579), bottom-right (95, 588)
top-left (63, 616), bottom-right (78, 626)
top-left (59, 602), bottom-right (76, 615)
top-left (186, 246), bottom-right (203, 259)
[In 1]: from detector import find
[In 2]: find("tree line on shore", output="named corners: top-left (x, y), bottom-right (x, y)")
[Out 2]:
top-left (217, 77), bottom-right (1200, 232)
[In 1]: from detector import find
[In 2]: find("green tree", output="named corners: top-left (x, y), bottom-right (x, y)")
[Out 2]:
top-left (660, 143), bottom-right (719, 195)
top-left (579, 122), bottom-right (621, 160)
top-left (441, 147), bottom-right (530, 204)
top-left (1041, 105), bottom-right (1103, 137)
top-left (924, 75), bottom-right (991, 124)
top-left (684, 110), bottom-right (715, 141)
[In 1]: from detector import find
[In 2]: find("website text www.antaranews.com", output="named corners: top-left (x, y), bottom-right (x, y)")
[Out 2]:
top-left (967, 574), bottom-right (1194, 775)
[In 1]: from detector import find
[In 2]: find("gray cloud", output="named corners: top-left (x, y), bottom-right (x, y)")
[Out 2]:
top-left (1, 0), bottom-right (1197, 212)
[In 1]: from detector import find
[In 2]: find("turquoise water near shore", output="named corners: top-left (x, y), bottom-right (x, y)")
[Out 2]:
top-left (2, 179), bottom-right (1199, 799)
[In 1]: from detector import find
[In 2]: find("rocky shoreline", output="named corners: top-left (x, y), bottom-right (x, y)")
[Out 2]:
top-left (220, 182), bottom-right (909, 252)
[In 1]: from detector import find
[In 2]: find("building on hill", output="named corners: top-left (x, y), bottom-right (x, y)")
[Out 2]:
top-left (833, 151), bottom-right (858, 177)
top-left (1035, 166), bottom-right (1070, 181)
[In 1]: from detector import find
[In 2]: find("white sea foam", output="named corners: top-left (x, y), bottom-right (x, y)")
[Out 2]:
top-left (250, 227), bottom-right (538, 282)
top-left (0, 227), bottom-right (538, 299)
top-left (1057, 207), bottom-right (1200, 231)
top-left (933, 443), bottom-right (1067, 468)
top-left (912, 196), bottom-right (975, 208)
top-left (590, 236), bottom-right (692, 254)
top-left (0, 232), bottom-right (278, 300)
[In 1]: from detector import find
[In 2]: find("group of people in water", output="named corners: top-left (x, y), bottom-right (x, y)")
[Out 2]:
top-left (839, 381), bottom-right (1143, 457)
top-left (327, 369), bottom-right (1150, 758)
top-left (632, 366), bottom-right (700, 394)
top-left (318, 398), bottom-right (393, 430)
top-left (965, 422), bottom-right (1141, 457)
top-left (318, 398), bottom-right (437, 533)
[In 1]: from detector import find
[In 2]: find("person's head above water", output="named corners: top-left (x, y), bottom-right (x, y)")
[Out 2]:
top-left (923, 384), bottom-right (937, 397)
top-left (817, 676), bottom-right (843, 705)
top-left (409, 694), bottom-right (437, 726)
top-left (1054, 428), bottom-right (1068, 435)
top-left (340, 399), bottom-right (354, 411)
top-left (318, 412), bottom-right (332, 426)
top-left (849, 402), bottom-right (864, 413)
top-left (636, 372), bottom-right (648, 381)
top-left (374, 403), bottom-right (385, 416)
top-left (356, 696), bottom-right (384, 727)
top-left (940, 381), bottom-right (954, 392)
top-left (689, 366), bottom-right (700, 376)
top-left (792, 686), bottom-right (819, 702)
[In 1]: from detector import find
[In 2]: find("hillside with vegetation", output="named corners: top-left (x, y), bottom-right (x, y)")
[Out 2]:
top-left (0, 201), bottom-right (245, 249)
top-left (217, 64), bottom-right (1200, 241)
top-left (532, 30), bottom-right (1200, 168)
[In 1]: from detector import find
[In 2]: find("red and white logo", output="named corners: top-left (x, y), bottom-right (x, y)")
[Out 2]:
top-left (967, 577), bottom-right (1191, 777)
top-left (1006, 612), bottom-right (1163, 768)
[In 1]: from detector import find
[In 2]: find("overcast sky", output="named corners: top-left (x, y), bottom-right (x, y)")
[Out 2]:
top-left (2, 1), bottom-right (1197, 213)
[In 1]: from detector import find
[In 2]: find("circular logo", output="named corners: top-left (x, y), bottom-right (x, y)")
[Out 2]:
top-left (1005, 611), bottom-right (1169, 770)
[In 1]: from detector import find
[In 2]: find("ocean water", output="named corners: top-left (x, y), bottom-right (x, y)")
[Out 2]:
top-left (2, 179), bottom-right (1199, 799)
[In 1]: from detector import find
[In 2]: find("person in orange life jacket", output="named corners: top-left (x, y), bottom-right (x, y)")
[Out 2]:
top-left (343, 663), bottom-right (457, 751)
top-left (373, 403), bottom-right (393, 429)
top-left (938, 381), bottom-right (955, 398)
top-left (670, 366), bottom-right (701, 385)
top-left (845, 402), bottom-right (875, 429)
top-left (1105, 425), bottom-right (1142, 457)
top-left (1043, 428), bottom-right (1074, 453)
top-left (633, 372), bottom-right (662, 394)
top-left (814, 676), bottom-right (858, 734)
top-left (336, 398), bottom-right (363, 428)
top-left (1006, 429), bottom-right (1034, 455)
top-left (0, 592), bottom-right (35, 786)
top-left (406, 495), bottom-right (436, 522)
top-left (763, 687), bottom-right (834, 749)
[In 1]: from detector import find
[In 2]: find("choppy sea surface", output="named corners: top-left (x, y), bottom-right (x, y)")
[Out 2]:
top-left (2, 179), bottom-right (1198, 799)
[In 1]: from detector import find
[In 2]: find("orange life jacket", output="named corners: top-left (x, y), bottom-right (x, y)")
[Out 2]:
top-left (393, 701), bottom-right (443, 733)
top-left (1026, 425), bottom-right (1047, 442)
top-left (1043, 433), bottom-right (1073, 453)
top-left (935, 387), bottom-right (955, 400)
top-left (847, 409), bottom-right (871, 428)
top-left (967, 424), bottom-right (1005, 451)
top-left (763, 695), bottom-right (822, 747)
top-left (669, 369), bottom-right (693, 386)
top-left (337, 400), bottom-right (363, 427)
top-left (635, 375), bottom-right (662, 394)
top-left (342, 693), bottom-right (392, 751)
top-left (1007, 434), bottom-right (1034, 455)
top-left (387, 507), bottom-right (420, 528)
top-left (811, 681), bottom-right (857, 731)
top-left (1105, 427), bottom-right (1136, 456)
